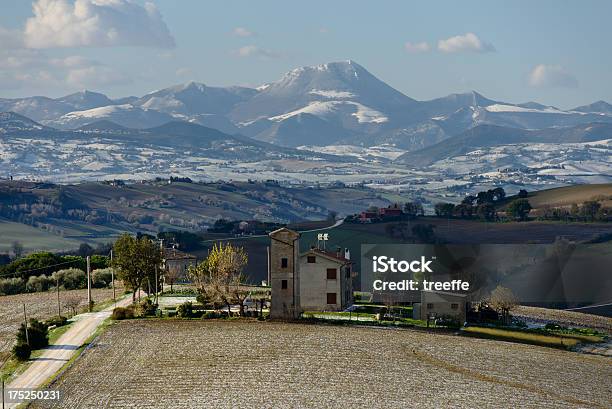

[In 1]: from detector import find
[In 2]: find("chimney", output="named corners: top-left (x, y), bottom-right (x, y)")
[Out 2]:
top-left (344, 248), bottom-right (350, 260)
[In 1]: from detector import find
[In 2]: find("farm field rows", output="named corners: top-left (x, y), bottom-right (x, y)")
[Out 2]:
top-left (32, 320), bottom-right (611, 409)
top-left (0, 286), bottom-right (123, 361)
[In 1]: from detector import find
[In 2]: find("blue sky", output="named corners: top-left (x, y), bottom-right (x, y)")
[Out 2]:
top-left (1, 0), bottom-right (610, 108)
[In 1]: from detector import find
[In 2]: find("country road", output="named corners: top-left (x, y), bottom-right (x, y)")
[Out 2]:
top-left (5, 296), bottom-right (132, 408)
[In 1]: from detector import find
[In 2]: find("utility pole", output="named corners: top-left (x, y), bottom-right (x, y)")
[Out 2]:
top-left (154, 265), bottom-right (159, 305)
top-left (56, 276), bottom-right (61, 317)
top-left (110, 250), bottom-right (116, 307)
top-left (23, 304), bottom-right (29, 345)
top-left (86, 256), bottom-right (92, 312)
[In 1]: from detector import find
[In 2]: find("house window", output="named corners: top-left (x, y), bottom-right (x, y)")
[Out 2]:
top-left (451, 303), bottom-right (459, 310)
top-left (327, 293), bottom-right (337, 304)
top-left (307, 255), bottom-right (316, 263)
top-left (281, 279), bottom-right (287, 289)
top-left (281, 257), bottom-right (288, 268)
top-left (326, 268), bottom-right (337, 280)
top-left (427, 303), bottom-right (434, 309)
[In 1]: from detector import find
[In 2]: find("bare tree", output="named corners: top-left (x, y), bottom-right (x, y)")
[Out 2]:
top-left (64, 295), bottom-right (82, 316)
top-left (164, 266), bottom-right (181, 292)
top-left (488, 285), bottom-right (518, 325)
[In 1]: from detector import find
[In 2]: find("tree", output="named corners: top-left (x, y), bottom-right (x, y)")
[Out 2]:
top-left (506, 199), bottom-right (532, 221)
top-left (580, 201), bottom-right (601, 221)
top-left (434, 203), bottom-right (455, 218)
top-left (518, 189), bottom-right (528, 198)
top-left (11, 241), bottom-right (24, 259)
top-left (164, 265), bottom-right (181, 292)
top-left (189, 243), bottom-right (249, 315)
top-left (17, 319), bottom-right (48, 350)
top-left (112, 234), bottom-right (162, 303)
top-left (488, 285), bottom-right (518, 325)
top-left (404, 202), bottom-right (424, 218)
top-left (476, 203), bottom-right (496, 221)
top-left (491, 187), bottom-right (506, 201)
top-left (64, 295), bottom-right (82, 316)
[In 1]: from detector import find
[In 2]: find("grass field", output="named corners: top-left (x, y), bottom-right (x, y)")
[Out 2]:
top-left (31, 320), bottom-right (611, 409)
top-left (0, 220), bottom-right (85, 253)
top-left (525, 184), bottom-right (612, 208)
top-left (0, 285), bottom-right (124, 364)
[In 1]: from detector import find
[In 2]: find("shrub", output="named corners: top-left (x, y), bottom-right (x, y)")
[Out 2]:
top-left (111, 307), bottom-right (135, 320)
top-left (17, 319), bottom-right (49, 350)
top-left (134, 298), bottom-right (157, 317)
top-left (202, 311), bottom-right (220, 319)
top-left (52, 268), bottom-right (86, 290)
top-left (12, 342), bottom-right (31, 361)
top-left (0, 277), bottom-right (25, 295)
top-left (92, 268), bottom-right (113, 288)
top-left (45, 315), bottom-right (68, 328)
top-left (25, 274), bottom-right (54, 292)
top-left (177, 301), bottom-right (193, 318)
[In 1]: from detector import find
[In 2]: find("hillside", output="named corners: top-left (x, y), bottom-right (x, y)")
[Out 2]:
top-left (0, 180), bottom-right (392, 250)
top-left (522, 184), bottom-right (612, 208)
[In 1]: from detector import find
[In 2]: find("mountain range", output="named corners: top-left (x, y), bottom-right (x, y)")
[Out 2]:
top-left (2, 60), bottom-right (611, 153)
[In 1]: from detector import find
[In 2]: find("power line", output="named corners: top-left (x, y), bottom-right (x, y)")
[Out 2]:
top-left (0, 258), bottom-right (83, 279)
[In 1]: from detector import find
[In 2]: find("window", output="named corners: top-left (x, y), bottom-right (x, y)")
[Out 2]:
top-left (307, 255), bottom-right (316, 263)
top-left (427, 303), bottom-right (434, 309)
top-left (326, 268), bottom-right (337, 280)
top-left (281, 279), bottom-right (287, 289)
top-left (451, 303), bottom-right (459, 310)
top-left (327, 293), bottom-right (337, 304)
top-left (281, 257), bottom-right (288, 268)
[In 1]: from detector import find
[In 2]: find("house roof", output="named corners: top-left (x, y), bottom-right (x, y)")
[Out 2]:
top-left (269, 227), bottom-right (300, 238)
top-left (300, 248), bottom-right (351, 264)
top-left (163, 248), bottom-right (197, 260)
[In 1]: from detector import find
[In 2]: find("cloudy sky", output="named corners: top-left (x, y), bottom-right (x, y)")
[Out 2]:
top-left (0, 0), bottom-right (610, 108)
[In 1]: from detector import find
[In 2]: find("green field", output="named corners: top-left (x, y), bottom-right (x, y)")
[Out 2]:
top-left (0, 220), bottom-right (84, 252)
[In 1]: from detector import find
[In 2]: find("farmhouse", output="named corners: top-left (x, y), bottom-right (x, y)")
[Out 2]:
top-left (269, 228), bottom-right (353, 319)
top-left (162, 247), bottom-right (197, 282)
top-left (414, 290), bottom-right (468, 324)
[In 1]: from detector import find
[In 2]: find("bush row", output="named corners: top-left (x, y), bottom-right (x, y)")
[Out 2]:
top-left (0, 268), bottom-right (114, 296)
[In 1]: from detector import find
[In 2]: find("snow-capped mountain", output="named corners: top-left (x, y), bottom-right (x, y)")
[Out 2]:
top-left (46, 104), bottom-right (175, 130)
top-left (56, 90), bottom-right (115, 111)
top-left (2, 60), bottom-right (612, 149)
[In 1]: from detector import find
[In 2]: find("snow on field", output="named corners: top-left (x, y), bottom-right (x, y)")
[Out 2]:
top-left (298, 144), bottom-right (406, 160)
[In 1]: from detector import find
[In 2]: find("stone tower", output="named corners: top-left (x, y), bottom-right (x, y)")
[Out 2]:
top-left (269, 227), bottom-right (301, 319)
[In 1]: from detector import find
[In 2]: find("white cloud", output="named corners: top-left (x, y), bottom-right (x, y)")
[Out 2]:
top-left (438, 32), bottom-right (495, 53)
top-left (404, 41), bottom-right (430, 53)
top-left (24, 0), bottom-right (175, 48)
top-left (233, 45), bottom-right (280, 59)
top-left (528, 64), bottom-right (578, 88)
top-left (232, 27), bottom-right (255, 38)
top-left (0, 49), bottom-right (129, 89)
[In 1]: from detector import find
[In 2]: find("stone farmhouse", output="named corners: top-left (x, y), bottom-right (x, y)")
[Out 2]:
top-left (269, 228), bottom-right (353, 319)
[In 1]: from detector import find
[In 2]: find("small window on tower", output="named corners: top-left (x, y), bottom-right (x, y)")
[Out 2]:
top-left (307, 256), bottom-right (316, 263)
top-left (326, 268), bottom-right (337, 280)
top-left (327, 293), bottom-right (337, 305)
top-left (281, 279), bottom-right (288, 289)
top-left (281, 257), bottom-right (288, 268)
top-left (451, 303), bottom-right (459, 310)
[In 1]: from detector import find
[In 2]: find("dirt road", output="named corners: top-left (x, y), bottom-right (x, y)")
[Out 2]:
top-left (5, 296), bottom-right (131, 408)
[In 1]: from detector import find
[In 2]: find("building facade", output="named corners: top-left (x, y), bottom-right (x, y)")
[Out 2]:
top-left (269, 228), bottom-right (353, 319)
